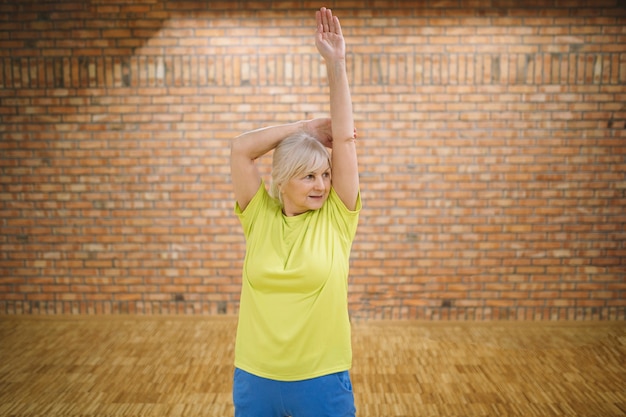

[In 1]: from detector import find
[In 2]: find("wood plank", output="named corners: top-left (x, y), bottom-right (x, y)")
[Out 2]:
top-left (0, 316), bottom-right (624, 416)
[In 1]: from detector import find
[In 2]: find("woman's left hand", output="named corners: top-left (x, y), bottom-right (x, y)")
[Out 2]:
top-left (315, 7), bottom-right (346, 63)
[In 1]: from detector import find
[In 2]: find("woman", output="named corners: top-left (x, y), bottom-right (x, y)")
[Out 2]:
top-left (230, 7), bottom-right (360, 417)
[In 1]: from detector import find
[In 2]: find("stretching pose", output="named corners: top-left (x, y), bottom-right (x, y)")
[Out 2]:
top-left (230, 7), bottom-right (360, 417)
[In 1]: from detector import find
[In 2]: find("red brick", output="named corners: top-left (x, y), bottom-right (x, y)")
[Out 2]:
top-left (0, 1), bottom-right (624, 320)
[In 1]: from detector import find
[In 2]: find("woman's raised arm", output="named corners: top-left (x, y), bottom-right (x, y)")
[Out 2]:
top-left (315, 7), bottom-right (359, 210)
top-left (230, 122), bottom-right (303, 211)
top-left (230, 118), bottom-right (333, 211)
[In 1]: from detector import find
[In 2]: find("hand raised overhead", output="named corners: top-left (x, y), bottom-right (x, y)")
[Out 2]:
top-left (315, 7), bottom-right (346, 63)
top-left (303, 118), bottom-right (333, 148)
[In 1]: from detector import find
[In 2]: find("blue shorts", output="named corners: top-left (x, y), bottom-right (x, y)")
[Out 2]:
top-left (233, 368), bottom-right (356, 417)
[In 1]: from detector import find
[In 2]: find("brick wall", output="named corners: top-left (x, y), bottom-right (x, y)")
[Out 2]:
top-left (1, 1), bottom-right (625, 320)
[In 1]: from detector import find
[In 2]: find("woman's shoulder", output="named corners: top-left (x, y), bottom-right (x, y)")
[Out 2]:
top-left (327, 187), bottom-right (361, 215)
top-left (237, 181), bottom-right (281, 216)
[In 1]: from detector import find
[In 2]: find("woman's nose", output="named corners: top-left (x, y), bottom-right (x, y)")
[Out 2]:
top-left (314, 176), bottom-right (325, 190)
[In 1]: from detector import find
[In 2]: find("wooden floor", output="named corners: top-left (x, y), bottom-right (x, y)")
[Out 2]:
top-left (0, 316), bottom-right (624, 417)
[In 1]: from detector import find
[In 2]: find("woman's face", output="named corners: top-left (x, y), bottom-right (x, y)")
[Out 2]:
top-left (280, 164), bottom-right (331, 216)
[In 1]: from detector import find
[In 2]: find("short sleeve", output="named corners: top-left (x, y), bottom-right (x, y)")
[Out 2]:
top-left (327, 187), bottom-right (361, 241)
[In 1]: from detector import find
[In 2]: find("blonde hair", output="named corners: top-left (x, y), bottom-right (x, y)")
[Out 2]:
top-left (270, 132), bottom-right (331, 206)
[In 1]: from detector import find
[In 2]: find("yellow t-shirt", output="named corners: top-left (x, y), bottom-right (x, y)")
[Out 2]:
top-left (234, 181), bottom-right (361, 381)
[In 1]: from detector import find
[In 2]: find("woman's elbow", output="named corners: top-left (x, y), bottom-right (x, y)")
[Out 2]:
top-left (230, 136), bottom-right (245, 158)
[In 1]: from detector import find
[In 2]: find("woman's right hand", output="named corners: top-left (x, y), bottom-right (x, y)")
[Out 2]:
top-left (303, 118), bottom-right (334, 148)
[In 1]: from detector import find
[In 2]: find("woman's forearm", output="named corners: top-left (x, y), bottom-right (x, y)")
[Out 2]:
top-left (232, 121), bottom-right (304, 161)
top-left (326, 60), bottom-right (355, 143)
